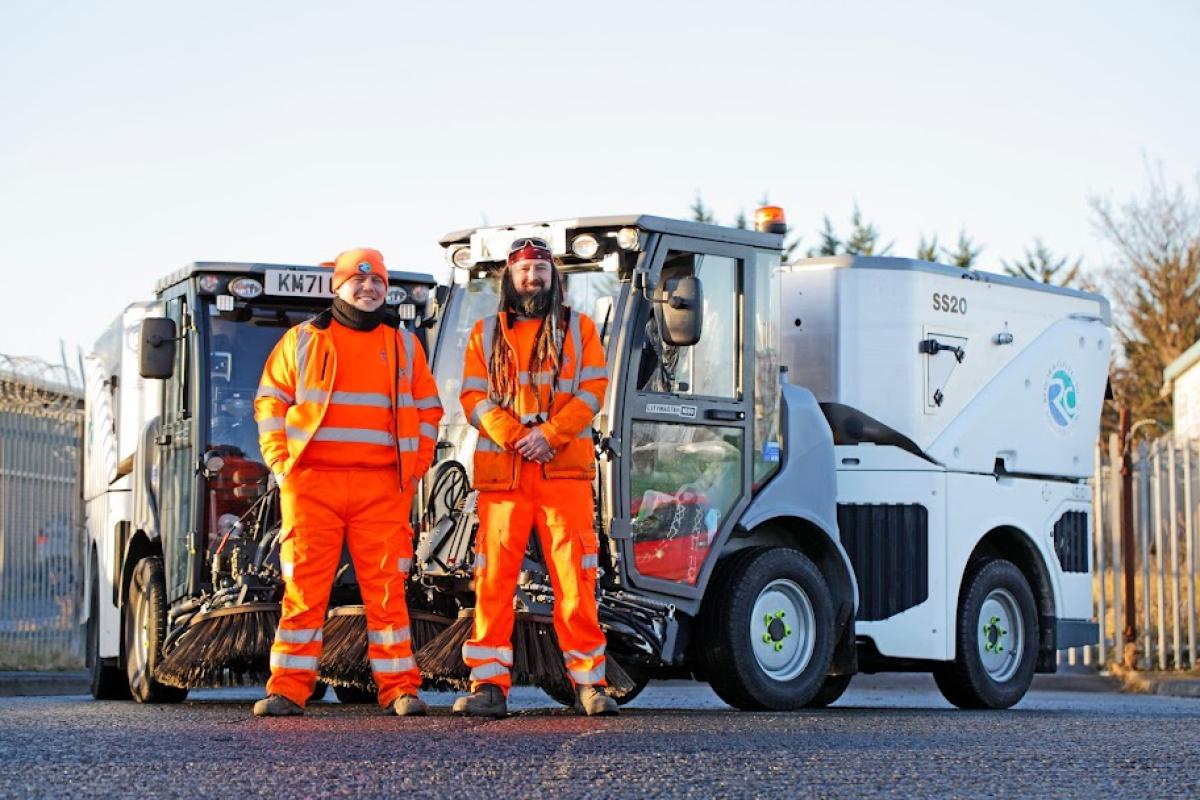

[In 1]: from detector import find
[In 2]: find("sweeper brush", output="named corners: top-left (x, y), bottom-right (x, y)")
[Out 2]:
top-left (317, 605), bottom-right (455, 692)
top-left (154, 603), bottom-right (280, 689)
top-left (415, 608), bottom-right (637, 697)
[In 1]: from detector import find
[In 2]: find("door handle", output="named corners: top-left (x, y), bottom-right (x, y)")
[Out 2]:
top-left (704, 409), bottom-right (744, 422)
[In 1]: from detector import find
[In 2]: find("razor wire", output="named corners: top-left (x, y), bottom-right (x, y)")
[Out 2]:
top-left (0, 353), bottom-right (85, 669)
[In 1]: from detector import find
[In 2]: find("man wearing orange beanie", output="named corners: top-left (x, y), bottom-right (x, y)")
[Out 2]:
top-left (253, 248), bottom-right (442, 717)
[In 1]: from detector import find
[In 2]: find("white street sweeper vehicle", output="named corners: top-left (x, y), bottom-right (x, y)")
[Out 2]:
top-left (416, 209), bottom-right (1111, 709)
top-left (82, 262), bottom-right (437, 702)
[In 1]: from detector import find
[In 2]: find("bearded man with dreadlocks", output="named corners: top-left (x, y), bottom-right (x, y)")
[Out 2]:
top-left (452, 237), bottom-right (618, 717)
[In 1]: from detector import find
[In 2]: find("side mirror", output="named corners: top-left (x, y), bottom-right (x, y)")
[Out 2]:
top-left (657, 274), bottom-right (703, 347)
top-left (139, 318), bottom-right (177, 379)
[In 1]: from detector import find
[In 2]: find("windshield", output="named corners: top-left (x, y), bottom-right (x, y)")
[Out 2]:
top-left (206, 304), bottom-right (316, 464)
top-left (432, 270), bottom-right (621, 471)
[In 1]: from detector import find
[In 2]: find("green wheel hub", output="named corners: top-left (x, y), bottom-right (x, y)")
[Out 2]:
top-left (976, 588), bottom-right (1024, 682)
top-left (750, 580), bottom-right (815, 681)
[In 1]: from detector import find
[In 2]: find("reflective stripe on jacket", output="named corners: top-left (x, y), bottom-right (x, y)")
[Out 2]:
top-left (459, 309), bottom-right (607, 491)
top-left (254, 309), bottom-right (443, 486)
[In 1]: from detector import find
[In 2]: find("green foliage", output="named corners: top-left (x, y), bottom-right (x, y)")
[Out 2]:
top-left (1093, 168), bottom-right (1200, 433)
top-left (915, 234), bottom-right (939, 262)
top-left (844, 204), bottom-right (892, 255)
top-left (690, 192), bottom-right (716, 225)
top-left (943, 230), bottom-right (983, 268)
top-left (808, 216), bottom-right (841, 257)
top-left (1001, 239), bottom-right (1081, 286)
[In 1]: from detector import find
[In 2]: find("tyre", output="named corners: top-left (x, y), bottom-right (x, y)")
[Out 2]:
top-left (805, 674), bottom-right (852, 709)
top-left (124, 557), bottom-right (187, 704)
top-left (696, 547), bottom-right (836, 710)
top-left (333, 684), bottom-right (376, 704)
top-left (87, 558), bottom-right (129, 701)
top-left (933, 558), bottom-right (1038, 710)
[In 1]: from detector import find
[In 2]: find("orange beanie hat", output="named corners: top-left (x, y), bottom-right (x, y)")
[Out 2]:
top-left (329, 248), bottom-right (388, 291)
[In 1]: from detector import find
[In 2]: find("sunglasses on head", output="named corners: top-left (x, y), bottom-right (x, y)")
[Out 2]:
top-left (509, 237), bottom-right (550, 253)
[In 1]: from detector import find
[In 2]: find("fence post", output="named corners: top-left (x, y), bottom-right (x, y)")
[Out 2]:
top-left (1169, 444), bottom-right (1182, 670)
top-left (1106, 434), bottom-right (1122, 663)
top-left (1185, 441), bottom-right (1196, 669)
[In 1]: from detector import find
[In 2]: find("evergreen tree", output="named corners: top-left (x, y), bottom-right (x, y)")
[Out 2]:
top-left (915, 234), bottom-right (939, 261)
top-left (843, 204), bottom-right (893, 255)
top-left (734, 209), bottom-right (748, 230)
top-left (806, 216), bottom-right (841, 257)
top-left (1001, 239), bottom-right (1081, 286)
top-left (690, 192), bottom-right (716, 224)
top-left (942, 230), bottom-right (983, 268)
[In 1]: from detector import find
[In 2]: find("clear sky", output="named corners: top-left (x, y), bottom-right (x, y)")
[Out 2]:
top-left (2, 1), bottom-right (1198, 369)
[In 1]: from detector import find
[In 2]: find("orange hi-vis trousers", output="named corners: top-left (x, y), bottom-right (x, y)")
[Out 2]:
top-left (267, 466), bottom-right (419, 708)
top-left (463, 460), bottom-right (607, 695)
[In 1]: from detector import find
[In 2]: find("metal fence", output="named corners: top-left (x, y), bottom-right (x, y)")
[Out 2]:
top-left (0, 355), bottom-right (84, 669)
top-left (1092, 433), bottom-right (1200, 672)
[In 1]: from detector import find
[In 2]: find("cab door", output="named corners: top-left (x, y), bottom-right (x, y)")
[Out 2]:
top-left (612, 237), bottom-right (754, 600)
top-left (156, 295), bottom-right (199, 600)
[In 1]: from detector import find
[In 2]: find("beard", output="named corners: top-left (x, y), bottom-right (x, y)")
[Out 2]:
top-left (517, 287), bottom-right (552, 317)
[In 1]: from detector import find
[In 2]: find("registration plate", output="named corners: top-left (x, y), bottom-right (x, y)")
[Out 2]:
top-left (265, 269), bottom-right (333, 298)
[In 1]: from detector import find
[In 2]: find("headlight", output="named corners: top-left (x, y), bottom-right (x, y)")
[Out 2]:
top-left (616, 227), bottom-right (641, 251)
top-left (387, 286), bottom-right (408, 305)
top-left (448, 245), bottom-right (473, 269)
top-left (395, 303), bottom-right (416, 320)
top-left (410, 285), bottom-right (430, 303)
top-left (571, 233), bottom-right (601, 260)
top-left (228, 277), bottom-right (264, 299)
top-left (198, 274), bottom-right (223, 294)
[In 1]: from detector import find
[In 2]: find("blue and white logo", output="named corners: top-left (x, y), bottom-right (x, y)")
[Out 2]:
top-left (1044, 363), bottom-right (1079, 432)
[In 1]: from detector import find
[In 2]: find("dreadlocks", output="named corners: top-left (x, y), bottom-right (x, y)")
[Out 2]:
top-left (487, 264), bottom-right (566, 411)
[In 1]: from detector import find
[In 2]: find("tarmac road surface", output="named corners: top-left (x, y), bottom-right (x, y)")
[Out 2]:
top-left (0, 674), bottom-right (1197, 799)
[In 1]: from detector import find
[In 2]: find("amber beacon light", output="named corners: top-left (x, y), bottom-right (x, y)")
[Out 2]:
top-left (754, 205), bottom-right (788, 235)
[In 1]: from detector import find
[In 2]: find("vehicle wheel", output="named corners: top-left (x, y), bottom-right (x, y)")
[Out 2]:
top-left (124, 557), bottom-right (187, 704)
top-left (696, 547), bottom-right (836, 710)
top-left (933, 558), bottom-right (1038, 710)
top-left (805, 674), bottom-right (852, 709)
top-left (87, 558), bottom-right (129, 701)
top-left (333, 684), bottom-right (376, 704)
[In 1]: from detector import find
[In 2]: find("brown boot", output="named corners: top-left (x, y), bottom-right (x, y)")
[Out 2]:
top-left (252, 694), bottom-right (303, 717)
top-left (391, 694), bottom-right (429, 717)
top-left (451, 684), bottom-right (507, 717)
top-left (575, 685), bottom-right (619, 716)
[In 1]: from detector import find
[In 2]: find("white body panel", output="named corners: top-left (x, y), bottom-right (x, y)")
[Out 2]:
top-left (781, 258), bottom-right (1110, 479)
top-left (834, 444), bottom-right (1095, 662)
top-left (82, 302), bottom-right (160, 658)
top-left (835, 458), bottom-right (949, 661)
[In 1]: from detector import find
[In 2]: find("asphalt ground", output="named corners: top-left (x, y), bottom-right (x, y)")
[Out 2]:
top-left (1, 675), bottom-right (1197, 799)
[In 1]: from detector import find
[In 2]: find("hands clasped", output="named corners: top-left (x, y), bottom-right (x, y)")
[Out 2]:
top-left (515, 428), bottom-right (555, 464)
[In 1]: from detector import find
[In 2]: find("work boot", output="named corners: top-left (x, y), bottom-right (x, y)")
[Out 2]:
top-left (391, 694), bottom-right (428, 717)
top-left (451, 684), bottom-right (507, 717)
top-left (575, 685), bottom-right (619, 716)
top-left (252, 694), bottom-right (303, 717)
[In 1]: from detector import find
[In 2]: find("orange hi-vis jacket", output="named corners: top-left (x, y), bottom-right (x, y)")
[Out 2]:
top-left (255, 309), bottom-right (443, 487)
top-left (460, 309), bottom-right (607, 491)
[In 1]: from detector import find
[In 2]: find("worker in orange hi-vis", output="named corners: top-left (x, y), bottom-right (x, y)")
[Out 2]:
top-left (251, 248), bottom-right (442, 718)
top-left (452, 237), bottom-right (618, 717)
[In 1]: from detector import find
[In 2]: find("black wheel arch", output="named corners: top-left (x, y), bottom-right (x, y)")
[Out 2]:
top-left (118, 530), bottom-right (162, 668)
top-left (724, 516), bottom-right (858, 675)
